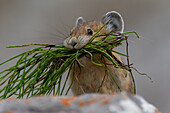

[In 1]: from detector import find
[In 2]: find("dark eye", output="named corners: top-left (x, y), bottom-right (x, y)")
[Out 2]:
top-left (87, 29), bottom-right (93, 35)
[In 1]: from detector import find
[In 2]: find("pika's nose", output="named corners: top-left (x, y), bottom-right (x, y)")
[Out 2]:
top-left (71, 41), bottom-right (77, 48)
top-left (69, 37), bottom-right (77, 48)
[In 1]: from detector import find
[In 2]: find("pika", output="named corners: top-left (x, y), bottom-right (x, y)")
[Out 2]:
top-left (64, 11), bottom-right (134, 95)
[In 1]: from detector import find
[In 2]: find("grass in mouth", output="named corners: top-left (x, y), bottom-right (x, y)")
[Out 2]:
top-left (0, 22), bottom-right (148, 99)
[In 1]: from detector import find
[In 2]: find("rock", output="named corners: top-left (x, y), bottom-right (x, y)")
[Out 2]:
top-left (0, 92), bottom-right (160, 113)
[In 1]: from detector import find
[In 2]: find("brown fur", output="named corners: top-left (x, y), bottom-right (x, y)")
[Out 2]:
top-left (70, 22), bottom-right (108, 40)
top-left (67, 21), bottom-right (134, 95)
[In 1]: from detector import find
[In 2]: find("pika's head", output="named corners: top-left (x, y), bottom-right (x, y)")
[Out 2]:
top-left (64, 11), bottom-right (124, 49)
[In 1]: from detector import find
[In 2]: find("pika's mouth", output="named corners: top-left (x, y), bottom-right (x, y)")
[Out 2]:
top-left (64, 35), bottom-right (90, 49)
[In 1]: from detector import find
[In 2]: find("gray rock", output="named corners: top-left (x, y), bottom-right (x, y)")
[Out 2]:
top-left (0, 92), bottom-right (160, 113)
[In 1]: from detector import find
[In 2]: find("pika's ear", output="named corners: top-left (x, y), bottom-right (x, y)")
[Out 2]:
top-left (75, 17), bottom-right (86, 26)
top-left (102, 11), bottom-right (124, 33)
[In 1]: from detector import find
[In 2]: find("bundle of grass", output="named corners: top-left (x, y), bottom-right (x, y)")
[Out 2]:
top-left (0, 29), bottom-right (140, 99)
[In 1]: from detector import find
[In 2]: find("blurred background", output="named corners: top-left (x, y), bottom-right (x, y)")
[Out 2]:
top-left (0, 0), bottom-right (169, 112)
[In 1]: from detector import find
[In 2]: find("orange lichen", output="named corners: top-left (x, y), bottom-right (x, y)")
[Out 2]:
top-left (109, 93), bottom-right (116, 98)
top-left (79, 100), bottom-right (85, 107)
top-left (102, 98), bottom-right (110, 105)
top-left (4, 111), bottom-right (14, 113)
top-left (60, 98), bottom-right (70, 106)
top-left (24, 99), bottom-right (32, 104)
top-left (155, 109), bottom-right (161, 113)
top-left (87, 100), bottom-right (95, 104)
top-left (0, 99), bottom-right (5, 102)
top-left (7, 97), bottom-right (17, 101)
top-left (60, 97), bottom-right (77, 106)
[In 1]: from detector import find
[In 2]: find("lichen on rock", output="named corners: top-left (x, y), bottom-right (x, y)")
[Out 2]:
top-left (0, 92), bottom-right (160, 113)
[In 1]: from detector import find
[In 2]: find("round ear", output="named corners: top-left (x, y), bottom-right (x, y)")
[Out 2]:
top-left (75, 17), bottom-right (86, 26)
top-left (102, 11), bottom-right (124, 33)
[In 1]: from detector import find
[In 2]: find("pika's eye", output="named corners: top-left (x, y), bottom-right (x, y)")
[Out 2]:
top-left (87, 29), bottom-right (93, 35)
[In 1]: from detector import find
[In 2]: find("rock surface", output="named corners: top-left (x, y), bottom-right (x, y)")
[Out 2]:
top-left (0, 92), bottom-right (160, 113)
